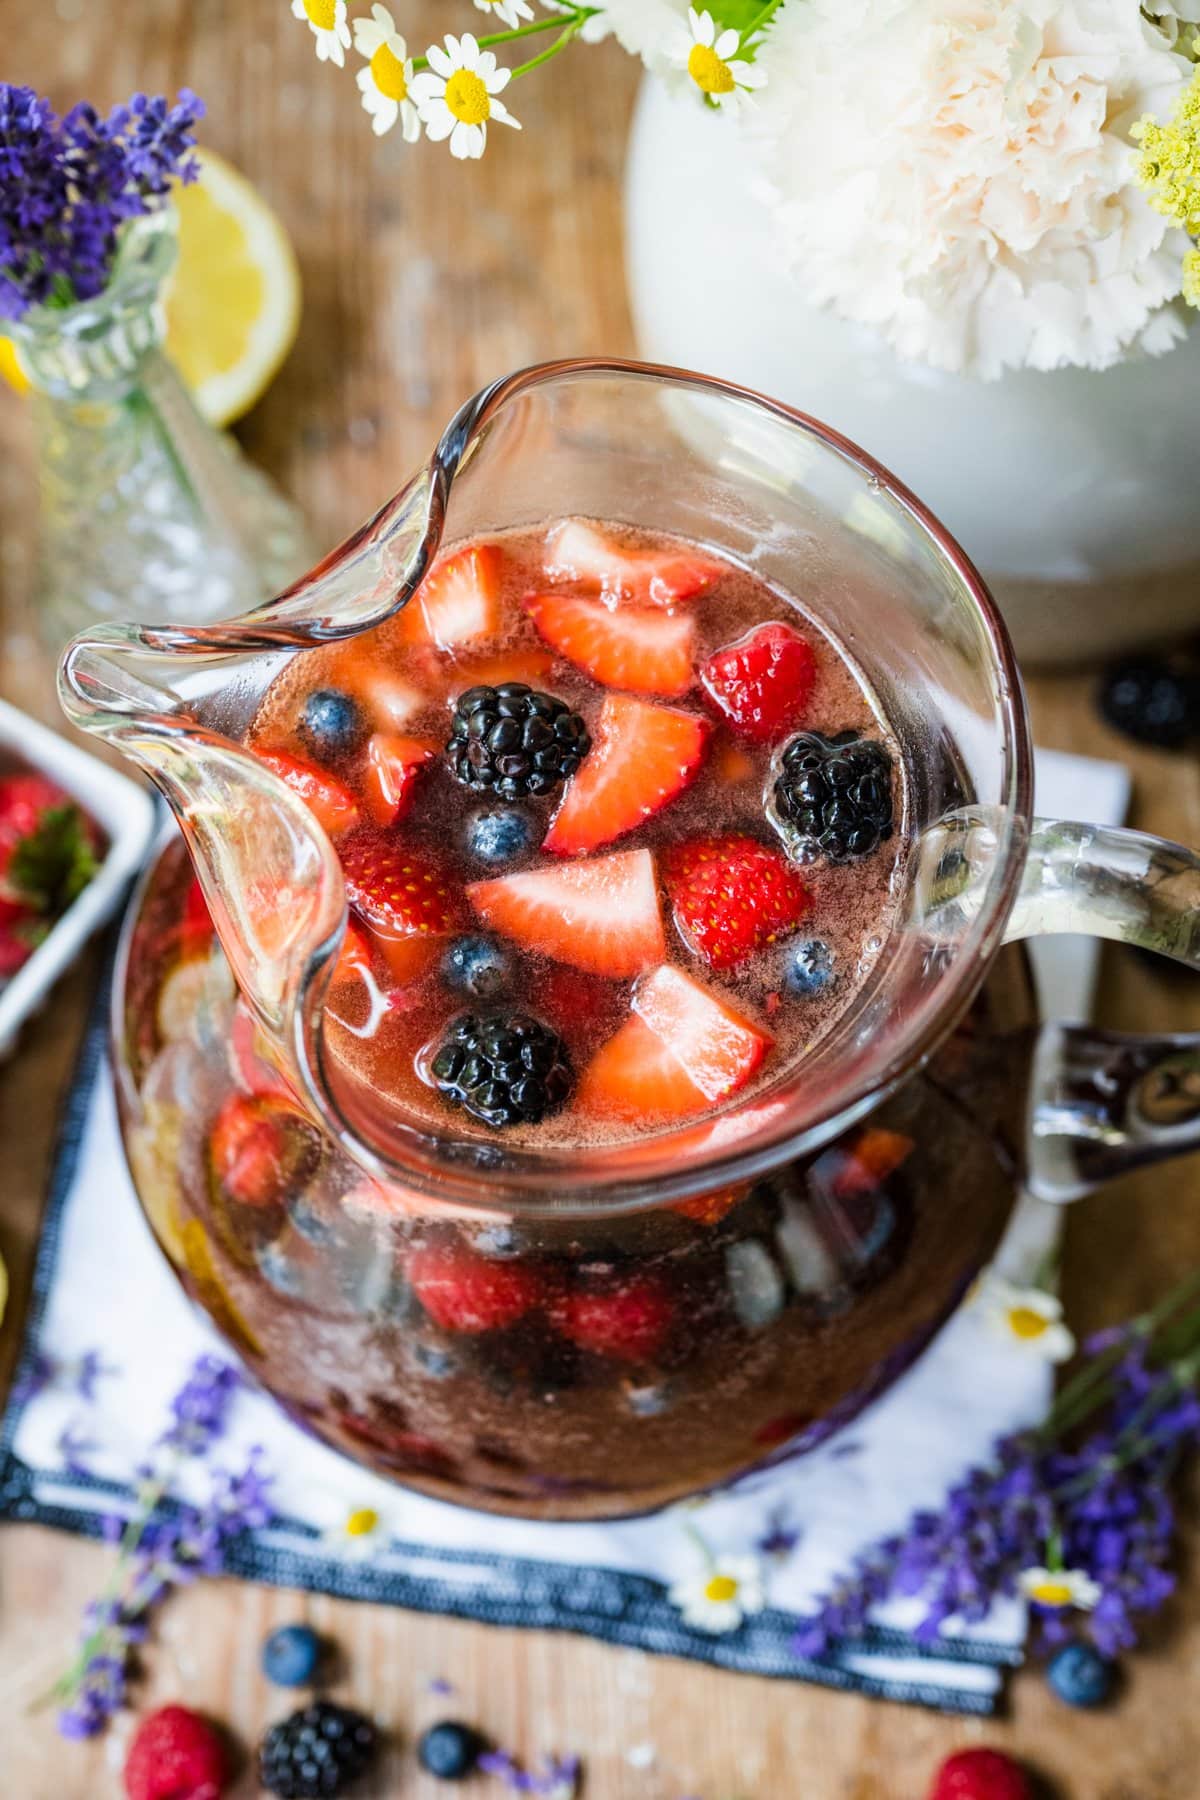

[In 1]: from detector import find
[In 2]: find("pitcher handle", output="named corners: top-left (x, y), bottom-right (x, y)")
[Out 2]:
top-left (1005, 819), bottom-right (1200, 1202)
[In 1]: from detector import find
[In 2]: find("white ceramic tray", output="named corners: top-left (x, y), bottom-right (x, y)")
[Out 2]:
top-left (0, 699), bottom-right (156, 1059)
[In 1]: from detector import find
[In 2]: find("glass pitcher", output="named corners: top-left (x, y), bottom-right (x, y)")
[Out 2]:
top-left (59, 361), bottom-right (1200, 1520)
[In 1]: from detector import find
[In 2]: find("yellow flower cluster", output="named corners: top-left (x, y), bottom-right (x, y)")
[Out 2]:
top-left (1133, 64), bottom-right (1200, 304)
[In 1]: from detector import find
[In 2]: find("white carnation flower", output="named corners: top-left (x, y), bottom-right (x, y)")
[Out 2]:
top-left (748, 0), bottom-right (1195, 377)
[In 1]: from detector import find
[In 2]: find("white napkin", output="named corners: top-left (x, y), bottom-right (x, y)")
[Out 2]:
top-left (0, 749), bottom-right (1130, 1714)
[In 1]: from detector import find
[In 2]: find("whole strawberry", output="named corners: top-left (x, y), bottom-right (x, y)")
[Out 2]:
top-left (927, 1747), bottom-right (1033, 1800)
top-left (123, 1704), bottom-right (228, 1800)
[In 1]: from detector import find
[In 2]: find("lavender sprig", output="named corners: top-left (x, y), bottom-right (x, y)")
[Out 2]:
top-left (794, 1273), bottom-right (1200, 1664)
top-left (0, 83), bottom-right (204, 321)
top-left (43, 1354), bottom-right (272, 1739)
top-left (478, 1749), bottom-right (583, 1796)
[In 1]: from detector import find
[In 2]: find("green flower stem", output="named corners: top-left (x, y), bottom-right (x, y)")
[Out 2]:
top-left (510, 12), bottom-right (590, 80)
top-left (409, 8), bottom-right (598, 76)
top-left (739, 0), bottom-right (787, 50)
top-left (1036, 1270), bottom-right (1200, 1446)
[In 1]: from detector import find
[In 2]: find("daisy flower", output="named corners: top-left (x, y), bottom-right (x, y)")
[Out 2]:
top-left (1018, 1564), bottom-right (1103, 1611)
top-left (976, 1275), bottom-right (1076, 1364)
top-left (321, 1503), bottom-right (391, 1561)
top-left (671, 8), bottom-right (766, 113)
top-left (291, 0), bottom-right (351, 68)
top-left (669, 1553), bottom-right (766, 1633)
top-left (354, 5), bottom-right (420, 141)
top-left (411, 34), bottom-right (521, 161)
top-left (472, 0), bottom-right (534, 28)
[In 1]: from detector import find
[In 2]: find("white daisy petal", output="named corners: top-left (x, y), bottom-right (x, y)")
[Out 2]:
top-left (459, 33), bottom-right (482, 69)
top-left (714, 28), bottom-right (740, 59)
top-left (423, 106), bottom-right (457, 142)
top-left (427, 42), bottom-right (454, 78)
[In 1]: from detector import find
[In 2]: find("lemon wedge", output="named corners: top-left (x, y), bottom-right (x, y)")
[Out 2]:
top-left (0, 149), bottom-right (300, 427)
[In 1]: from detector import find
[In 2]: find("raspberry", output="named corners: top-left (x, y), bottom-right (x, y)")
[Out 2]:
top-left (927, 1747), bottom-right (1033, 1800)
top-left (123, 1704), bottom-right (228, 1800)
top-left (553, 1276), bottom-right (674, 1363)
top-left (407, 1245), bottom-right (543, 1334)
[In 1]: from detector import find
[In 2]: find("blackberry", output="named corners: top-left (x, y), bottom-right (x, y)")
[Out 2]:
top-left (446, 683), bottom-right (590, 799)
top-left (430, 1011), bottom-right (573, 1128)
top-left (1097, 656), bottom-right (1200, 750)
top-left (773, 729), bottom-right (894, 861)
top-left (258, 1701), bottom-right (377, 1797)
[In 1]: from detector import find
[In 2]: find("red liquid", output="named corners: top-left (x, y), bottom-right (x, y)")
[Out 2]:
top-left (116, 521), bottom-right (1035, 1516)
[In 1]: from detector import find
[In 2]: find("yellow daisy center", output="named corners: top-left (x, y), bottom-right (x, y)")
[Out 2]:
top-left (704, 1574), bottom-right (739, 1604)
top-left (345, 1506), bottom-right (379, 1538)
top-left (303, 0), bottom-right (338, 28)
top-left (370, 43), bottom-right (409, 102)
top-left (444, 69), bottom-right (491, 126)
top-left (1027, 1578), bottom-right (1074, 1606)
top-left (1008, 1306), bottom-right (1050, 1340)
top-left (688, 43), bottom-right (736, 96)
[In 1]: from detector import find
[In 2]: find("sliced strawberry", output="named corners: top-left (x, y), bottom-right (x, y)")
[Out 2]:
top-left (831, 1127), bottom-right (914, 1197)
top-left (401, 543), bottom-right (503, 651)
top-left (176, 875), bottom-right (215, 961)
top-left (209, 1093), bottom-right (313, 1209)
top-left (467, 848), bottom-right (665, 977)
top-left (699, 620), bottom-right (817, 744)
top-left (524, 592), bottom-right (695, 697)
top-left (0, 921), bottom-right (35, 977)
top-left (670, 1183), bottom-right (751, 1227)
top-left (0, 773), bottom-right (71, 852)
top-left (406, 1245), bottom-right (542, 1334)
top-left (635, 965), bottom-right (771, 1101)
top-left (440, 646), bottom-right (556, 693)
top-left (341, 836), bottom-right (465, 939)
top-left (543, 695), bottom-right (709, 856)
top-left (543, 520), bottom-right (723, 608)
top-left (577, 1014), bottom-right (709, 1121)
top-left (662, 834), bottom-right (810, 971)
top-left (362, 733), bottom-right (436, 828)
top-left (552, 1276), bottom-right (674, 1363)
top-left (330, 919), bottom-right (373, 987)
top-left (255, 748), bottom-right (360, 836)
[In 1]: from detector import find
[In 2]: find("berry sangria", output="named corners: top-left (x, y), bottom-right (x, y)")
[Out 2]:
top-left (116, 518), bottom-right (1035, 1517)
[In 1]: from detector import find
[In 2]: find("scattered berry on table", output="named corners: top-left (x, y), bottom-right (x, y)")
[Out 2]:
top-left (553, 1275), bottom-right (674, 1363)
top-left (262, 1621), bottom-right (323, 1688)
top-left (300, 689), bottom-right (364, 759)
top-left (542, 693), bottom-right (708, 856)
top-left (524, 590), bottom-right (696, 698)
top-left (465, 804), bottom-right (535, 865)
top-left (773, 729), bottom-right (894, 861)
top-left (417, 1719), bottom-right (488, 1780)
top-left (430, 1011), bottom-right (573, 1128)
top-left (258, 1700), bottom-right (378, 1798)
top-left (442, 934), bottom-right (514, 1001)
top-left (1097, 655), bottom-right (1200, 750)
top-left (468, 848), bottom-right (666, 979)
top-left (699, 619), bottom-right (817, 744)
top-left (783, 937), bottom-right (835, 997)
top-left (926, 1747), bottom-right (1032, 1800)
top-left (445, 684), bottom-right (591, 800)
top-left (123, 1703), bottom-right (228, 1800)
top-left (1046, 1641), bottom-right (1115, 1708)
top-left (407, 1243), bottom-right (543, 1334)
top-left (662, 834), bottom-right (810, 972)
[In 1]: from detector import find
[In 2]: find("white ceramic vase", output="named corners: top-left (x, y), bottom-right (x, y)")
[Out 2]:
top-left (624, 79), bottom-right (1200, 667)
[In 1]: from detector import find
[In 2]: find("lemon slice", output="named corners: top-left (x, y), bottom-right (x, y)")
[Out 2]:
top-left (0, 337), bottom-right (28, 396)
top-left (165, 148), bottom-right (301, 426)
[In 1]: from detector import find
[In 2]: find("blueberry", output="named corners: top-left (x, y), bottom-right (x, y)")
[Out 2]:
top-left (300, 688), bottom-right (364, 757)
top-left (261, 1622), bottom-right (322, 1687)
top-left (465, 805), bottom-right (534, 865)
top-left (1047, 1642), bottom-right (1115, 1709)
top-left (417, 1720), bottom-right (488, 1780)
top-left (783, 938), bottom-right (835, 997)
top-left (442, 935), bottom-right (513, 1001)
top-left (1097, 656), bottom-right (1200, 750)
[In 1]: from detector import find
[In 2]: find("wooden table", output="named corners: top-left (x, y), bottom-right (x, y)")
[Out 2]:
top-left (2, 6), bottom-right (1200, 1794)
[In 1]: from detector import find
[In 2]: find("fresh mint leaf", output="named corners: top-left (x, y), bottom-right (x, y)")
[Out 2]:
top-left (8, 803), bottom-right (99, 917)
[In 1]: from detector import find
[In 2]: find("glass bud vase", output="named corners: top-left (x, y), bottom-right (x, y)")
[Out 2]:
top-left (6, 210), bottom-right (312, 649)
